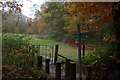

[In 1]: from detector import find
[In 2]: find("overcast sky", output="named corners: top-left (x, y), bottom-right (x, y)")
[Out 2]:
top-left (21, 0), bottom-right (45, 19)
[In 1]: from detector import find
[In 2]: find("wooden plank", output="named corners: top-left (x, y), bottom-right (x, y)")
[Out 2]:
top-left (57, 54), bottom-right (75, 62)
top-left (54, 45), bottom-right (58, 64)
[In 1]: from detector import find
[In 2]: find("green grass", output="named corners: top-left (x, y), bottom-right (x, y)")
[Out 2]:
top-left (29, 34), bottom-right (89, 62)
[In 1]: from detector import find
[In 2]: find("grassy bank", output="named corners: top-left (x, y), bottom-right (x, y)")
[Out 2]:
top-left (29, 34), bottom-right (89, 62)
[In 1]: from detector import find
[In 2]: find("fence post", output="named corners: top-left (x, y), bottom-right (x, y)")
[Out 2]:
top-left (54, 45), bottom-right (59, 65)
top-left (45, 58), bottom-right (50, 74)
top-left (37, 45), bottom-right (40, 56)
top-left (52, 45), bottom-right (54, 64)
top-left (83, 44), bottom-right (85, 59)
top-left (56, 61), bottom-right (61, 80)
top-left (69, 62), bottom-right (76, 80)
top-left (49, 45), bottom-right (51, 59)
top-left (45, 45), bottom-right (47, 58)
top-left (31, 45), bottom-right (35, 67)
top-left (100, 67), bottom-right (108, 80)
top-left (86, 65), bottom-right (92, 80)
top-left (65, 59), bottom-right (70, 79)
top-left (37, 56), bottom-right (42, 69)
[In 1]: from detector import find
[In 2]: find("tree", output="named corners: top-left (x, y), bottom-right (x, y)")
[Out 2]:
top-left (61, 2), bottom-right (120, 71)
top-left (2, 10), bottom-right (29, 33)
top-left (0, 1), bottom-right (22, 14)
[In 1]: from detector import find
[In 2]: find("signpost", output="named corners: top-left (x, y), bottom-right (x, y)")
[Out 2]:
top-left (77, 24), bottom-right (82, 80)
top-left (74, 25), bottom-right (87, 80)
top-left (73, 33), bottom-right (87, 40)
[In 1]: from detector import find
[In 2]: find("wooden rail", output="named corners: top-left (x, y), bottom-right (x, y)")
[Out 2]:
top-left (57, 54), bottom-right (75, 62)
top-left (54, 45), bottom-right (75, 64)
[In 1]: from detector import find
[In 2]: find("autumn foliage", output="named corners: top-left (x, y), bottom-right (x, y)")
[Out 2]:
top-left (60, 2), bottom-right (119, 32)
top-left (0, 1), bottom-right (23, 14)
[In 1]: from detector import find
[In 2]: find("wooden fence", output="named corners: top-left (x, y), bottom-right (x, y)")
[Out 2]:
top-left (30, 44), bottom-right (109, 80)
top-left (54, 44), bottom-right (86, 64)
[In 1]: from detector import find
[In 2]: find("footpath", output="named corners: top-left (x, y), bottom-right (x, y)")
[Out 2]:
top-left (41, 55), bottom-right (86, 80)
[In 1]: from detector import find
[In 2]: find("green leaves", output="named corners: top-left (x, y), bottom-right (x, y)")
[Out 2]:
top-left (2, 33), bottom-right (31, 54)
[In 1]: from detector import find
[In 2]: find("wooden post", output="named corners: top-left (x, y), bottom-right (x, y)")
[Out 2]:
top-left (65, 59), bottom-right (70, 79)
top-left (37, 56), bottom-right (42, 69)
top-left (45, 58), bottom-right (50, 74)
top-left (69, 62), bottom-right (76, 80)
top-left (83, 44), bottom-right (85, 59)
top-left (56, 61), bottom-right (61, 80)
top-left (86, 65), bottom-right (92, 80)
top-left (54, 45), bottom-right (58, 65)
top-left (49, 45), bottom-right (51, 59)
top-left (37, 45), bottom-right (40, 56)
top-left (45, 45), bottom-right (47, 58)
top-left (52, 45), bottom-right (54, 64)
top-left (31, 45), bottom-right (35, 67)
top-left (100, 67), bottom-right (108, 80)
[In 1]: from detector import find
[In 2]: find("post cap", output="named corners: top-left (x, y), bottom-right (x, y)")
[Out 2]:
top-left (70, 62), bottom-right (76, 64)
top-left (56, 61), bottom-right (61, 64)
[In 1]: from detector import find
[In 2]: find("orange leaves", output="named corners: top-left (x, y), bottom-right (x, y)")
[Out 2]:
top-left (13, 49), bottom-right (19, 53)
top-left (2, 1), bottom-right (23, 14)
top-left (103, 34), bottom-right (116, 43)
top-left (16, 7), bottom-right (21, 13)
top-left (69, 5), bottom-right (72, 8)
top-left (6, 1), bottom-right (10, 4)
top-left (62, 2), bottom-right (118, 33)
top-left (83, 27), bottom-right (85, 30)
top-left (57, 8), bottom-right (61, 11)
top-left (72, 12), bottom-right (75, 16)
top-left (9, 9), bottom-right (12, 14)
top-left (0, 2), bottom-right (3, 4)
top-left (65, 2), bottom-right (67, 8)
top-left (13, 42), bottom-right (31, 57)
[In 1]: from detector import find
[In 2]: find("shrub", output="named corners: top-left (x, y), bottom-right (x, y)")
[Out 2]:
top-left (82, 45), bottom-right (117, 79)
top-left (2, 33), bottom-right (31, 53)
top-left (2, 33), bottom-right (32, 67)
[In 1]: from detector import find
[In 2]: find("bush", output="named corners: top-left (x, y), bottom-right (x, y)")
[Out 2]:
top-left (2, 33), bottom-right (31, 53)
top-left (82, 45), bottom-right (117, 79)
top-left (2, 33), bottom-right (32, 67)
top-left (83, 47), bottom-right (116, 67)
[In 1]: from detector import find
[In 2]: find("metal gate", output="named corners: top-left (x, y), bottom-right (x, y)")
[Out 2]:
top-left (36, 44), bottom-right (54, 64)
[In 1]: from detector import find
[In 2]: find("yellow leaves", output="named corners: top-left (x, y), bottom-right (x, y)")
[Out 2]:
top-left (103, 34), bottom-right (116, 43)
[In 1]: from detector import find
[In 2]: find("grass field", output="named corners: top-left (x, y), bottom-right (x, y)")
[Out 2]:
top-left (29, 34), bottom-right (89, 62)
